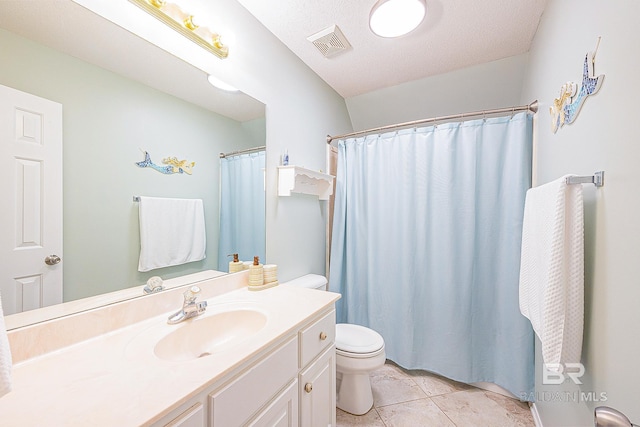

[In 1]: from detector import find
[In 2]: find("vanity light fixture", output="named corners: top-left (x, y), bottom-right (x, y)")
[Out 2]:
top-left (369, 0), bottom-right (427, 38)
top-left (129, 0), bottom-right (229, 58)
top-left (207, 75), bottom-right (239, 92)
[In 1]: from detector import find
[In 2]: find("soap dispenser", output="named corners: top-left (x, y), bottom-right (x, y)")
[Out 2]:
top-left (228, 253), bottom-right (244, 273)
top-left (248, 256), bottom-right (264, 290)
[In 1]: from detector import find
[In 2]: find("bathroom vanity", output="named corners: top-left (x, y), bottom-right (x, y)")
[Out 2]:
top-left (1, 271), bottom-right (339, 426)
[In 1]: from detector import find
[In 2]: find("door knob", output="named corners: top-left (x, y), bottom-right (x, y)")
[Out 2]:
top-left (44, 255), bottom-right (61, 265)
top-left (304, 383), bottom-right (313, 393)
top-left (595, 406), bottom-right (637, 427)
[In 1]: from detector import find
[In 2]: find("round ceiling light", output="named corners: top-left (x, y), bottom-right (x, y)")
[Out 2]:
top-left (369, 0), bottom-right (427, 38)
top-left (207, 74), bottom-right (239, 92)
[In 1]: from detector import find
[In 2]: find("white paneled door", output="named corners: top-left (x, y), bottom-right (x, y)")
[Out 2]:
top-left (0, 84), bottom-right (63, 315)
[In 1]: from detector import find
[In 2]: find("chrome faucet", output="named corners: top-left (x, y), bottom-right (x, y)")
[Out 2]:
top-left (167, 286), bottom-right (208, 324)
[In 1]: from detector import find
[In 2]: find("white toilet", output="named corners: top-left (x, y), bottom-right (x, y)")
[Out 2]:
top-left (283, 274), bottom-right (386, 415)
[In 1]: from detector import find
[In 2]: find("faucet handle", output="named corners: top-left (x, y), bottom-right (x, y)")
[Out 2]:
top-left (183, 285), bottom-right (201, 303)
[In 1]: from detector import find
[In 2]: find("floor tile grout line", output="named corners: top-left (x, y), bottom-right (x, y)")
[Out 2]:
top-left (373, 372), bottom-right (461, 409)
top-left (355, 362), bottom-right (535, 427)
top-left (371, 365), bottom-right (464, 427)
top-left (379, 363), bottom-right (471, 399)
top-left (374, 395), bottom-right (433, 409)
top-left (430, 394), bottom-right (459, 427)
top-left (372, 406), bottom-right (389, 427)
top-left (373, 370), bottom-right (431, 408)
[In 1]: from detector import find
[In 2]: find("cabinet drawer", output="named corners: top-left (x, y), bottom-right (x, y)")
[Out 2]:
top-left (209, 336), bottom-right (298, 426)
top-left (299, 310), bottom-right (335, 368)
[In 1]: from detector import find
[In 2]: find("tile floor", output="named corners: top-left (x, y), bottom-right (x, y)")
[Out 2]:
top-left (337, 361), bottom-right (535, 427)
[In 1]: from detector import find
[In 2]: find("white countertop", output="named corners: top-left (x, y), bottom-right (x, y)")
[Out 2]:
top-left (0, 284), bottom-right (339, 426)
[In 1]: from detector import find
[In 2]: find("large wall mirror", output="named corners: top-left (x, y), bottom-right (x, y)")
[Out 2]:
top-left (0, 1), bottom-right (266, 328)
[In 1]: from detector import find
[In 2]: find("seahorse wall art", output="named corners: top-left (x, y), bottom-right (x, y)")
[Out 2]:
top-left (136, 151), bottom-right (196, 175)
top-left (550, 38), bottom-right (604, 133)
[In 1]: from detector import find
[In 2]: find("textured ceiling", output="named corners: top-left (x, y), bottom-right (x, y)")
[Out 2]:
top-left (238, 0), bottom-right (547, 98)
top-left (0, 0), bottom-right (265, 122)
top-left (0, 0), bottom-right (548, 112)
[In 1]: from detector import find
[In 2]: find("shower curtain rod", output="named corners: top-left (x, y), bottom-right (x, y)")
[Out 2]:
top-left (326, 100), bottom-right (539, 144)
top-left (219, 145), bottom-right (266, 158)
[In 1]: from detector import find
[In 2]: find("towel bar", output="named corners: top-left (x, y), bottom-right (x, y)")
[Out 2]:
top-left (566, 171), bottom-right (604, 187)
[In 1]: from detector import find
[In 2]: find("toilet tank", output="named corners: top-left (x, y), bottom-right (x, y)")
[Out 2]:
top-left (281, 274), bottom-right (328, 291)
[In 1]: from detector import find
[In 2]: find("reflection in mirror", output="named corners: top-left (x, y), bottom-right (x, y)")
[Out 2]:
top-left (0, 1), bottom-right (266, 329)
top-left (218, 148), bottom-right (267, 268)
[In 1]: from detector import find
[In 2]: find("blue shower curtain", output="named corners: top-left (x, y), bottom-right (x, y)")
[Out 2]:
top-left (218, 151), bottom-right (266, 269)
top-left (329, 113), bottom-right (534, 399)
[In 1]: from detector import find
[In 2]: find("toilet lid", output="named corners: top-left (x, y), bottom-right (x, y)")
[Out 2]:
top-left (335, 323), bottom-right (384, 354)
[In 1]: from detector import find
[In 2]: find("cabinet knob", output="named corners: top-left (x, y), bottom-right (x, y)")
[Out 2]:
top-left (304, 383), bottom-right (313, 393)
top-left (319, 331), bottom-right (327, 341)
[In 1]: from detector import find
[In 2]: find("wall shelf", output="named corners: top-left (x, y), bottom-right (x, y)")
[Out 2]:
top-left (277, 166), bottom-right (334, 200)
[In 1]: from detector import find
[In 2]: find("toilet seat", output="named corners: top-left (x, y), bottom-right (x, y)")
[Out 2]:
top-left (335, 324), bottom-right (384, 357)
top-left (336, 345), bottom-right (385, 359)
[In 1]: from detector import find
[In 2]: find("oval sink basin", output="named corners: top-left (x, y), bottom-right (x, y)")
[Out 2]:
top-left (154, 309), bottom-right (268, 362)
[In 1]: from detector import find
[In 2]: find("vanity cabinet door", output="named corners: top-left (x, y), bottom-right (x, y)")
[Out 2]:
top-left (209, 337), bottom-right (298, 426)
top-left (299, 346), bottom-right (336, 427)
top-left (164, 403), bottom-right (205, 427)
top-left (248, 379), bottom-right (299, 427)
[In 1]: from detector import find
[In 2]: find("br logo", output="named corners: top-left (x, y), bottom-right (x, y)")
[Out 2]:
top-left (543, 363), bottom-right (585, 385)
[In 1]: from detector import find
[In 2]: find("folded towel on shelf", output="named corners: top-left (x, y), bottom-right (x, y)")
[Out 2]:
top-left (0, 292), bottom-right (13, 398)
top-left (519, 175), bottom-right (584, 368)
top-left (138, 196), bottom-right (206, 272)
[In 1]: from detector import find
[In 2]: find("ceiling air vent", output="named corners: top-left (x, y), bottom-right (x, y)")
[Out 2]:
top-left (307, 25), bottom-right (352, 58)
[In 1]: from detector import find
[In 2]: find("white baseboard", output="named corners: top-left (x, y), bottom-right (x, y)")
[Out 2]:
top-left (530, 402), bottom-right (543, 427)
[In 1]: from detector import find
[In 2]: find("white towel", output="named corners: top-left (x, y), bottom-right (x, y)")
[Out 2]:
top-left (138, 197), bottom-right (206, 272)
top-left (519, 175), bottom-right (584, 369)
top-left (0, 292), bottom-right (13, 397)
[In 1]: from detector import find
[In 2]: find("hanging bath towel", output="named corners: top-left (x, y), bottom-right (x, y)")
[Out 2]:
top-left (138, 197), bottom-right (206, 272)
top-left (519, 175), bottom-right (584, 368)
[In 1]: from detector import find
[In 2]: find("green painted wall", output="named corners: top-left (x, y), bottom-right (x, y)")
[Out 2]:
top-left (521, 1), bottom-right (640, 424)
